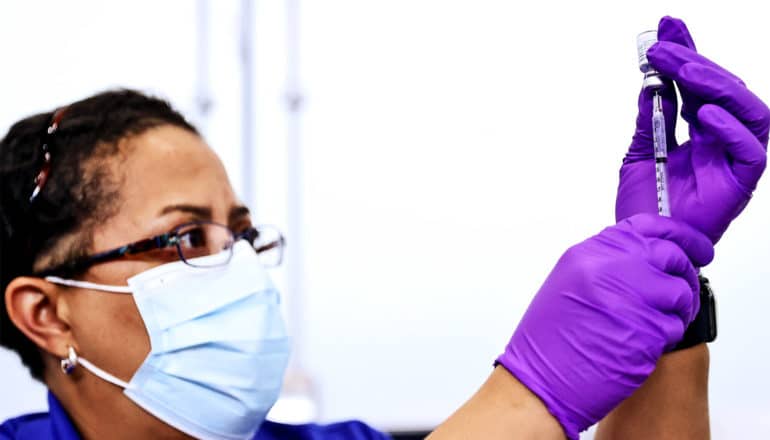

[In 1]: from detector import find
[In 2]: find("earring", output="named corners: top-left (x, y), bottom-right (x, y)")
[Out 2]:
top-left (60, 346), bottom-right (79, 375)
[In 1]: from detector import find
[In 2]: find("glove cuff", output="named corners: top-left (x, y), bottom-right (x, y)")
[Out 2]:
top-left (494, 356), bottom-right (581, 440)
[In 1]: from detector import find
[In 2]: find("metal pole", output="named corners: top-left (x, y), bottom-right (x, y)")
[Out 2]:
top-left (285, 0), bottom-right (305, 370)
top-left (267, 0), bottom-right (319, 422)
top-left (195, 0), bottom-right (213, 134)
top-left (240, 0), bottom-right (256, 210)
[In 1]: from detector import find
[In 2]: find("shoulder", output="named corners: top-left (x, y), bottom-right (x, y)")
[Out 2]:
top-left (0, 412), bottom-right (54, 440)
top-left (256, 420), bottom-right (392, 440)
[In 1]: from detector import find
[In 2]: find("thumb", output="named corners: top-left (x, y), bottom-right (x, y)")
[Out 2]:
top-left (657, 16), bottom-right (702, 126)
top-left (626, 82), bottom-right (678, 163)
top-left (626, 16), bottom-right (697, 163)
top-left (626, 18), bottom-right (687, 163)
top-left (657, 16), bottom-right (697, 51)
top-left (623, 213), bottom-right (715, 268)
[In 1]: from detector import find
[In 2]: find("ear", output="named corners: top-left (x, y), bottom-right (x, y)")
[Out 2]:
top-left (4, 276), bottom-right (72, 359)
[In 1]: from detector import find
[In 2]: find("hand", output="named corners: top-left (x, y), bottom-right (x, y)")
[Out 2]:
top-left (496, 213), bottom-right (714, 439)
top-left (615, 16), bottom-right (769, 243)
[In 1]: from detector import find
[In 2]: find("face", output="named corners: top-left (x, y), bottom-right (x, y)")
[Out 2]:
top-left (52, 125), bottom-right (252, 432)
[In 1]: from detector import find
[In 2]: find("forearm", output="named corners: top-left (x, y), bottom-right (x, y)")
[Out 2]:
top-left (428, 366), bottom-right (565, 440)
top-left (595, 344), bottom-right (710, 440)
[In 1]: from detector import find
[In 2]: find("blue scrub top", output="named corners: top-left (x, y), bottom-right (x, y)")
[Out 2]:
top-left (0, 392), bottom-right (392, 440)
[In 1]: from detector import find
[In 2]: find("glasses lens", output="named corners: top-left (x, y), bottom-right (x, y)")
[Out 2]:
top-left (249, 225), bottom-right (285, 267)
top-left (175, 222), bottom-right (235, 267)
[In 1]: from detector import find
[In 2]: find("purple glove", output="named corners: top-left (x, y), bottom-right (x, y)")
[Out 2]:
top-left (497, 213), bottom-right (714, 439)
top-left (616, 16), bottom-right (769, 243)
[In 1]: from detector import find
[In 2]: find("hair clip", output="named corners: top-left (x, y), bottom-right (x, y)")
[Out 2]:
top-left (29, 107), bottom-right (68, 202)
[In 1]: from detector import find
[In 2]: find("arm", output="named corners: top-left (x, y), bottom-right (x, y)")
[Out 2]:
top-left (606, 13), bottom-right (770, 440)
top-left (428, 366), bottom-right (564, 440)
top-left (430, 215), bottom-right (713, 439)
top-left (595, 344), bottom-right (710, 439)
top-left (610, 15), bottom-right (769, 440)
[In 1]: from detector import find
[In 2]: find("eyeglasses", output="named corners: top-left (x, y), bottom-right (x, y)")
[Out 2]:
top-left (33, 221), bottom-right (285, 277)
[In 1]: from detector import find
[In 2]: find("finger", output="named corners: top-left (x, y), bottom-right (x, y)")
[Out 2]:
top-left (657, 16), bottom-right (697, 50)
top-left (647, 41), bottom-right (747, 125)
top-left (646, 238), bottom-right (700, 325)
top-left (623, 213), bottom-right (715, 267)
top-left (659, 310), bottom-right (690, 353)
top-left (698, 104), bottom-right (768, 191)
top-left (627, 81), bottom-right (678, 161)
top-left (627, 16), bottom-right (690, 161)
top-left (647, 41), bottom-right (745, 87)
top-left (648, 238), bottom-right (697, 283)
top-left (676, 64), bottom-right (770, 147)
top-left (627, 17), bottom-right (699, 161)
top-left (655, 16), bottom-right (697, 133)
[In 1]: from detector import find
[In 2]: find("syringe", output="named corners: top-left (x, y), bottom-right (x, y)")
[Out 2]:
top-left (637, 30), bottom-right (671, 217)
top-left (636, 31), bottom-right (716, 346)
top-left (652, 92), bottom-right (671, 217)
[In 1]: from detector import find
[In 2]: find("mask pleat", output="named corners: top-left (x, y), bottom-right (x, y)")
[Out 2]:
top-left (152, 293), bottom-right (287, 353)
top-left (149, 344), bottom-right (289, 392)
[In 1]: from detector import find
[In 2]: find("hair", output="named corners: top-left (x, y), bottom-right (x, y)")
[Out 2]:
top-left (0, 89), bottom-right (198, 381)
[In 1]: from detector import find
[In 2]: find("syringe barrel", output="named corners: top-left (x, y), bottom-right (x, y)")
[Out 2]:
top-left (652, 92), bottom-right (671, 217)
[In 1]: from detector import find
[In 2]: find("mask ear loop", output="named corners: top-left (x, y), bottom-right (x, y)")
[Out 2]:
top-left (60, 346), bottom-right (132, 389)
top-left (45, 276), bottom-right (133, 294)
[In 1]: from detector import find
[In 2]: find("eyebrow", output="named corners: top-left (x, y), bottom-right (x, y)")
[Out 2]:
top-left (160, 204), bottom-right (212, 219)
top-left (159, 204), bottom-right (251, 225)
top-left (228, 205), bottom-right (251, 225)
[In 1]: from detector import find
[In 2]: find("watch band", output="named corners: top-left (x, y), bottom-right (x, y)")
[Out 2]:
top-left (673, 275), bottom-right (717, 351)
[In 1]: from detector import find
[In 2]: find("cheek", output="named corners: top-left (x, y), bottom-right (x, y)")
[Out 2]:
top-left (68, 291), bottom-right (150, 380)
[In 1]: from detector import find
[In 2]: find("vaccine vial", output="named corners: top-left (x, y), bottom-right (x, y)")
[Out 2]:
top-left (637, 30), bottom-right (664, 89)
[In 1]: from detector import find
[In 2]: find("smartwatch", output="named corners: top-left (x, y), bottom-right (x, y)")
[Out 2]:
top-left (673, 274), bottom-right (717, 351)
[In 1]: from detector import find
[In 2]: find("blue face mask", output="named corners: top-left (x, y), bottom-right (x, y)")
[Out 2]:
top-left (48, 241), bottom-right (291, 440)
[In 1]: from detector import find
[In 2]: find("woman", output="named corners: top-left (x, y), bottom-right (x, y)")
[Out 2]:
top-left (0, 16), bottom-right (766, 440)
top-left (0, 88), bottom-right (710, 440)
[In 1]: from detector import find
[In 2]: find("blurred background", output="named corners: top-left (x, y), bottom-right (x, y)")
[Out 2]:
top-left (1, 1), bottom-right (769, 438)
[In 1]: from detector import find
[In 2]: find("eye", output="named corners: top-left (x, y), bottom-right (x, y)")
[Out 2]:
top-left (177, 226), bottom-right (207, 249)
top-left (173, 222), bottom-right (236, 262)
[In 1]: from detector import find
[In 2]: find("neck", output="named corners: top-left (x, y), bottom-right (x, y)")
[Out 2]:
top-left (44, 356), bottom-right (191, 440)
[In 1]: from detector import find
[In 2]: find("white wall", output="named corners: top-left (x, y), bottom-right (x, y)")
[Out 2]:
top-left (1, 1), bottom-right (769, 437)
